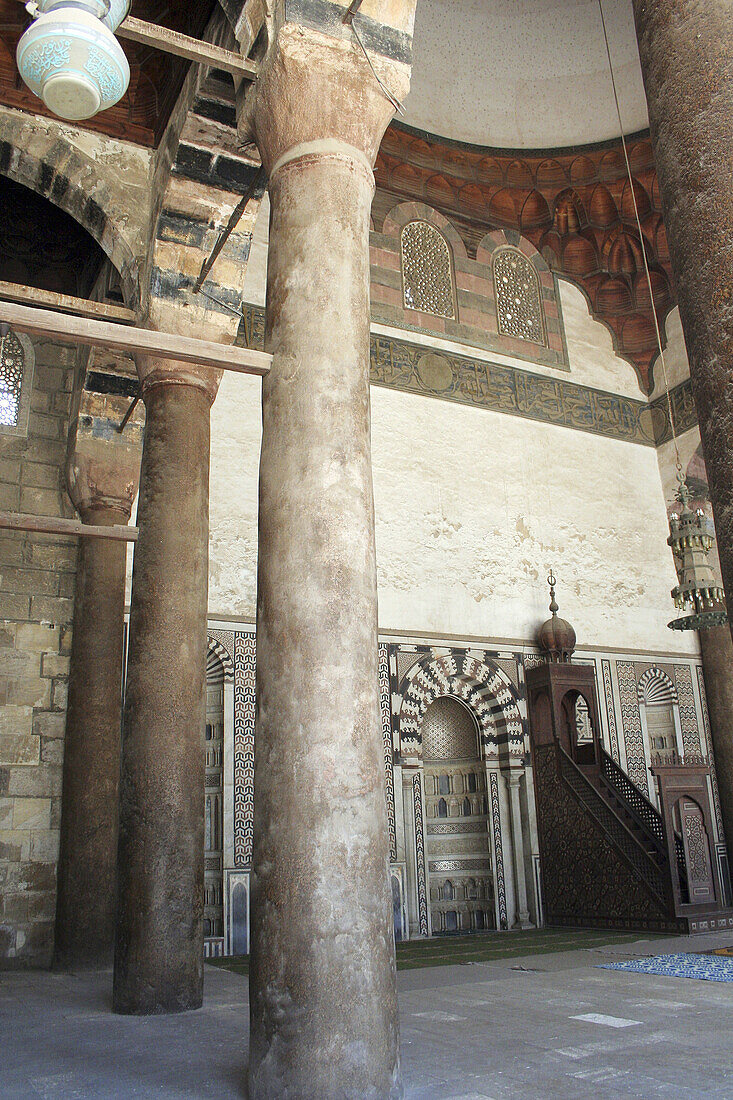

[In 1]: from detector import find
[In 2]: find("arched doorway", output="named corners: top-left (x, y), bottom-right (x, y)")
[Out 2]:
top-left (422, 696), bottom-right (494, 932)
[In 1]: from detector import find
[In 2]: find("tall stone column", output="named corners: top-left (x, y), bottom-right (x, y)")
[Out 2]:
top-left (632, 3), bottom-right (733, 619)
top-left (113, 358), bottom-right (219, 1015)
top-left (699, 625), bottom-right (733, 878)
top-left (54, 391), bottom-right (141, 970)
top-left (243, 12), bottom-right (415, 1097)
top-left (505, 771), bottom-right (533, 930)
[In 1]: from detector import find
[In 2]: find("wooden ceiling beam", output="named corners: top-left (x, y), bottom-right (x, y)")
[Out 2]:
top-left (0, 300), bottom-right (271, 377)
top-left (0, 510), bottom-right (138, 541)
top-left (116, 15), bottom-right (258, 79)
top-left (0, 280), bottom-right (135, 324)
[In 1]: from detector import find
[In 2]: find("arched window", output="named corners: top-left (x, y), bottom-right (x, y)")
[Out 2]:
top-left (443, 880), bottom-right (455, 901)
top-left (0, 329), bottom-right (33, 436)
top-left (467, 772), bottom-right (477, 793)
top-left (401, 221), bottom-right (456, 319)
top-left (438, 773), bottom-right (451, 795)
top-left (462, 796), bottom-right (472, 817)
top-left (493, 247), bottom-right (546, 345)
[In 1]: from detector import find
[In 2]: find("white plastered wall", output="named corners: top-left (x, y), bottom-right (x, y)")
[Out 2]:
top-left (208, 197), bottom-right (692, 654)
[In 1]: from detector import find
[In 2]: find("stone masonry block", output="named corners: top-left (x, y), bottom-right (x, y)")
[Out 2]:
top-left (0, 796), bottom-right (13, 828)
top-left (12, 797), bottom-right (51, 830)
top-left (6, 677), bottom-right (52, 709)
top-left (29, 828), bottom-right (59, 863)
top-left (15, 622), bottom-right (60, 653)
top-left (0, 829), bottom-right (31, 861)
top-left (20, 486), bottom-right (64, 516)
top-left (29, 596), bottom-right (74, 625)
top-left (40, 737), bottom-right (64, 766)
top-left (6, 762), bottom-right (62, 798)
top-left (51, 681), bottom-right (67, 710)
top-left (32, 711), bottom-right (65, 742)
top-left (30, 542), bottom-right (77, 573)
top-left (0, 567), bottom-right (59, 596)
top-left (41, 653), bottom-right (69, 678)
top-left (20, 462), bottom-right (62, 491)
top-left (0, 595), bottom-right (31, 621)
top-left (0, 732), bottom-right (40, 766)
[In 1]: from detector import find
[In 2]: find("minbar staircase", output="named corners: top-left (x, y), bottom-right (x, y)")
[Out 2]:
top-left (526, 660), bottom-right (733, 935)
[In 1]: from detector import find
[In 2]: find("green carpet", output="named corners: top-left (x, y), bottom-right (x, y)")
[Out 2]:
top-left (207, 928), bottom-right (644, 978)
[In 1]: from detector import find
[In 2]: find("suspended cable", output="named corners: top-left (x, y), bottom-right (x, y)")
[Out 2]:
top-left (343, 2), bottom-right (405, 115)
top-left (597, 0), bottom-right (682, 479)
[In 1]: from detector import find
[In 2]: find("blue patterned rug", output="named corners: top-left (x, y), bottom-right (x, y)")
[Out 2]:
top-left (600, 952), bottom-right (733, 983)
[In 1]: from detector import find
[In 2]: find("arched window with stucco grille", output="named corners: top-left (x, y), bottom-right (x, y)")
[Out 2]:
top-left (0, 329), bottom-right (34, 436)
top-left (400, 221), bottom-right (456, 319)
top-left (492, 247), bottom-right (546, 345)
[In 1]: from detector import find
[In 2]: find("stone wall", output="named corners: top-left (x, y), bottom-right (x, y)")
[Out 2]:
top-left (0, 338), bottom-right (77, 966)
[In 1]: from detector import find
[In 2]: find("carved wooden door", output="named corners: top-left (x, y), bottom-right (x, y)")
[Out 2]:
top-left (680, 799), bottom-right (715, 906)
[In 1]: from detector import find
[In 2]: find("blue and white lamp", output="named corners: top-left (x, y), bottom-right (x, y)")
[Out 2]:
top-left (17, 0), bottom-right (130, 121)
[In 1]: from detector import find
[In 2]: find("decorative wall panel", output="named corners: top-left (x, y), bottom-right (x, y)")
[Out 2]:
top-left (617, 661), bottom-right (649, 795)
top-left (378, 642), bottom-right (397, 860)
top-left (696, 665), bottom-right (724, 836)
top-left (413, 772), bottom-right (429, 935)
top-left (674, 664), bottom-right (702, 757)
top-left (602, 659), bottom-right (621, 762)
top-left (233, 631), bottom-right (256, 868)
top-left (489, 771), bottom-right (508, 930)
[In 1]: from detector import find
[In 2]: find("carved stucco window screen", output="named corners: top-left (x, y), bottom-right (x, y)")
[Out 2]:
top-left (400, 221), bottom-right (456, 320)
top-left (0, 325), bottom-right (34, 436)
top-left (492, 246), bottom-right (547, 347)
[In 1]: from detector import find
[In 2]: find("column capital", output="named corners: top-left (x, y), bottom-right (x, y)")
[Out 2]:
top-left (135, 354), bottom-right (221, 406)
top-left (66, 390), bottom-right (142, 522)
top-left (242, 21), bottom-right (412, 176)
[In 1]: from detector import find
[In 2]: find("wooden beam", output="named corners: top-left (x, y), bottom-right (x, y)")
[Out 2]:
top-left (0, 280), bottom-right (135, 324)
top-left (117, 15), bottom-right (259, 79)
top-left (0, 300), bottom-right (272, 377)
top-left (0, 511), bottom-right (138, 542)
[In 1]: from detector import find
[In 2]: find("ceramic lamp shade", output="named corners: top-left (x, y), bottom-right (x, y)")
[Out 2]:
top-left (17, 6), bottom-right (130, 121)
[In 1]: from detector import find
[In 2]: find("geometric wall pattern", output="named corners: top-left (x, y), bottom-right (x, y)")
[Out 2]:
top-left (602, 659), bottom-right (621, 763)
top-left (673, 664), bottom-right (703, 758)
top-left (378, 642), bottom-right (398, 861)
top-left (696, 664), bottom-right (725, 836)
top-left (617, 660), bottom-right (650, 795)
top-left (233, 630), bottom-right (256, 868)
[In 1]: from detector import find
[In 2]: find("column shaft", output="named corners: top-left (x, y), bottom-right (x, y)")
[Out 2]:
top-left (54, 505), bottom-right (128, 969)
top-left (113, 382), bottom-right (211, 1015)
top-left (249, 149), bottom-right (400, 1098)
top-left (633, 1), bottom-right (733, 614)
top-left (506, 773), bottom-right (532, 929)
top-left (699, 625), bottom-right (733, 878)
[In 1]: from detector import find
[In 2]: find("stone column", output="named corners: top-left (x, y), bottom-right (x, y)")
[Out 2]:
top-left (699, 625), bottom-right (733, 877)
top-left (632, 3), bottom-right (733, 620)
top-left (113, 358), bottom-right (218, 1015)
top-left (54, 392), bottom-right (141, 970)
top-left (505, 770), bottom-right (533, 930)
top-left (244, 15), bottom-right (414, 1098)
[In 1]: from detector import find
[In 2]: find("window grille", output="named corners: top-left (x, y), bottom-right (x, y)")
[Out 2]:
top-left (0, 329), bottom-right (25, 426)
top-left (401, 221), bottom-right (455, 319)
top-left (493, 247), bottom-right (546, 345)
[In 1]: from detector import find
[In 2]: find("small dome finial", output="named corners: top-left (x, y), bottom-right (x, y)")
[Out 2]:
top-left (548, 570), bottom-right (558, 615)
top-left (538, 571), bottom-right (576, 662)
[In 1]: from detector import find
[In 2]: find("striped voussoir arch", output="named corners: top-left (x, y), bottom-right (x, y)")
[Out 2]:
top-left (207, 637), bottom-right (234, 683)
top-left (398, 650), bottom-right (524, 758)
top-left (637, 666), bottom-right (678, 707)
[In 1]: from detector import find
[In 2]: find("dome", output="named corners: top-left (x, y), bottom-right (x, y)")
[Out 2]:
top-left (537, 574), bottom-right (576, 662)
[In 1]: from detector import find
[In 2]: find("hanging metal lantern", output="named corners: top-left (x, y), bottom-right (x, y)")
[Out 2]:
top-left (16, 0), bottom-right (130, 121)
top-left (668, 471), bottom-right (727, 631)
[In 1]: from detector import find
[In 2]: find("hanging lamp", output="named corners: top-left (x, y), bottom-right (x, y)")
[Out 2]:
top-left (16, 0), bottom-right (130, 121)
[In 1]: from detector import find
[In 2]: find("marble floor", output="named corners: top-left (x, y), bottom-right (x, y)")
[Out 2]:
top-left (3, 929), bottom-right (733, 1099)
